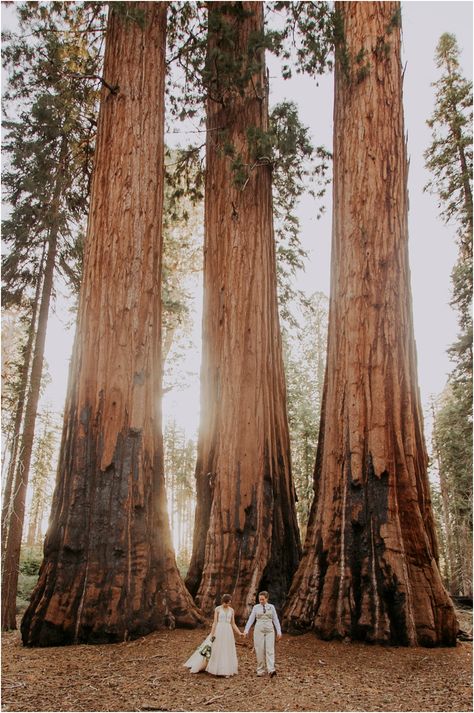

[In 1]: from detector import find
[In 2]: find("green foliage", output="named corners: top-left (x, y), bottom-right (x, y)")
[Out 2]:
top-left (272, 1), bottom-right (334, 77)
top-left (165, 3), bottom-right (332, 320)
top-left (331, 6), bottom-right (350, 79)
top-left (1, 308), bottom-right (29, 428)
top-left (176, 548), bottom-right (191, 579)
top-left (270, 102), bottom-right (331, 323)
top-left (111, 2), bottom-right (146, 29)
top-left (166, 1), bottom-right (207, 124)
top-left (425, 33), bottom-right (473, 247)
top-left (1, 307), bottom-right (52, 458)
top-left (425, 35), bottom-right (472, 594)
top-left (230, 153), bottom-right (249, 189)
top-left (284, 293), bottom-right (328, 535)
top-left (163, 100), bottom-right (331, 323)
top-left (20, 547), bottom-right (43, 576)
top-left (163, 419), bottom-right (197, 568)
top-left (165, 145), bottom-right (205, 219)
top-left (212, 103), bottom-right (330, 314)
top-left (2, 1), bottom-right (105, 307)
top-left (17, 546), bottom-right (43, 612)
top-left (166, 1), bottom-right (334, 125)
top-left (426, 47), bottom-right (472, 390)
top-left (355, 62), bottom-right (371, 84)
top-left (162, 149), bottom-right (203, 380)
top-left (332, 4), bottom-right (397, 85)
top-left (204, 4), bottom-right (268, 105)
top-left (27, 407), bottom-right (59, 546)
top-left (432, 386), bottom-right (473, 595)
top-left (17, 573), bottom-right (38, 612)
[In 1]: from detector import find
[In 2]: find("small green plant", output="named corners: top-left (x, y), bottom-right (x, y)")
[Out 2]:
top-left (17, 572), bottom-right (38, 613)
top-left (20, 548), bottom-right (42, 576)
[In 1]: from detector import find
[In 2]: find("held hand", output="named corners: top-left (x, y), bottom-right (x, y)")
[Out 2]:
top-left (243, 632), bottom-right (248, 638)
top-left (277, 634), bottom-right (282, 641)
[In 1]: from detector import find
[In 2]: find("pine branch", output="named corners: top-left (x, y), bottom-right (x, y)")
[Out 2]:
top-left (68, 72), bottom-right (118, 95)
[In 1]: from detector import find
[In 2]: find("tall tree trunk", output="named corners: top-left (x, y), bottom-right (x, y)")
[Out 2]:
top-left (1, 147), bottom-right (65, 630)
top-left (283, 1), bottom-right (458, 646)
top-left (21, 2), bottom-right (202, 647)
top-left (185, 1), bottom-right (301, 621)
top-left (1, 246), bottom-right (45, 556)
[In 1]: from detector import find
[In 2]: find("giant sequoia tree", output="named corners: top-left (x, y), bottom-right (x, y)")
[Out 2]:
top-left (185, 1), bottom-right (301, 618)
top-left (283, 1), bottom-right (458, 646)
top-left (21, 2), bottom-right (202, 646)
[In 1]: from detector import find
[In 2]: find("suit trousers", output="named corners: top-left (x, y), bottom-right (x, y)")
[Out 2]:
top-left (253, 623), bottom-right (275, 674)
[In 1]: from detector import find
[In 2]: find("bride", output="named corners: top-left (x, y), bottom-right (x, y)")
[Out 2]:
top-left (184, 594), bottom-right (242, 677)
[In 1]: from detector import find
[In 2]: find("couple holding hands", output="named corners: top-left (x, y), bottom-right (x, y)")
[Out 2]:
top-left (184, 591), bottom-right (282, 678)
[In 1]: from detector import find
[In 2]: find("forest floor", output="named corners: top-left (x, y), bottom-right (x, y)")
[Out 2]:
top-left (2, 609), bottom-right (472, 713)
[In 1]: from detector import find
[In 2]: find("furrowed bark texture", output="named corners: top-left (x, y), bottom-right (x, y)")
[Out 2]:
top-left (21, 2), bottom-right (203, 647)
top-left (185, 1), bottom-right (301, 621)
top-left (283, 1), bottom-right (458, 646)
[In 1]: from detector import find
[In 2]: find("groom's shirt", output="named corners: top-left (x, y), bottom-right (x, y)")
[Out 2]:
top-left (244, 603), bottom-right (282, 636)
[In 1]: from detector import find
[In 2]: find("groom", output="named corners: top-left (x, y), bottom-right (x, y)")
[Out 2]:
top-left (243, 591), bottom-right (282, 677)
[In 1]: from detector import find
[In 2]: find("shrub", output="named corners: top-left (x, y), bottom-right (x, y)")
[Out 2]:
top-left (16, 547), bottom-right (42, 612)
top-left (17, 572), bottom-right (38, 613)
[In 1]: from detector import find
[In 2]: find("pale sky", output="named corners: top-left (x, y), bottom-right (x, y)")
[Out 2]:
top-left (3, 1), bottom-right (472, 447)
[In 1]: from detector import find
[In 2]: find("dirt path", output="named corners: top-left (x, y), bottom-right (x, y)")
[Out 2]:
top-left (2, 624), bottom-right (472, 712)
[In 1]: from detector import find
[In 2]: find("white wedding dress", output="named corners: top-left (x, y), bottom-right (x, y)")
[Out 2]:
top-left (206, 606), bottom-right (238, 676)
top-left (184, 605), bottom-right (238, 676)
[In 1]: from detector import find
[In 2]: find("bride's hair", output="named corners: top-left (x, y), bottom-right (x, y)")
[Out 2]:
top-left (221, 593), bottom-right (232, 603)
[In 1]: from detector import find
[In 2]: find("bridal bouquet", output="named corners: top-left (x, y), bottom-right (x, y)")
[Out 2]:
top-left (198, 641), bottom-right (212, 659)
top-left (184, 635), bottom-right (213, 673)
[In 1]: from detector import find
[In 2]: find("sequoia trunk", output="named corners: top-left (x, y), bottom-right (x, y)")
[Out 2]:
top-left (21, 2), bottom-right (202, 646)
top-left (283, 1), bottom-right (458, 646)
top-left (185, 1), bottom-right (301, 620)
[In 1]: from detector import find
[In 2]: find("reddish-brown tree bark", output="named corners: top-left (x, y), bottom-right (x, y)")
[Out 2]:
top-left (185, 1), bottom-right (301, 621)
top-left (283, 1), bottom-right (458, 646)
top-left (21, 2), bottom-right (203, 646)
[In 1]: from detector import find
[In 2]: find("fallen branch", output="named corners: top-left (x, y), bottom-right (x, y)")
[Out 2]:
top-left (203, 692), bottom-right (226, 706)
